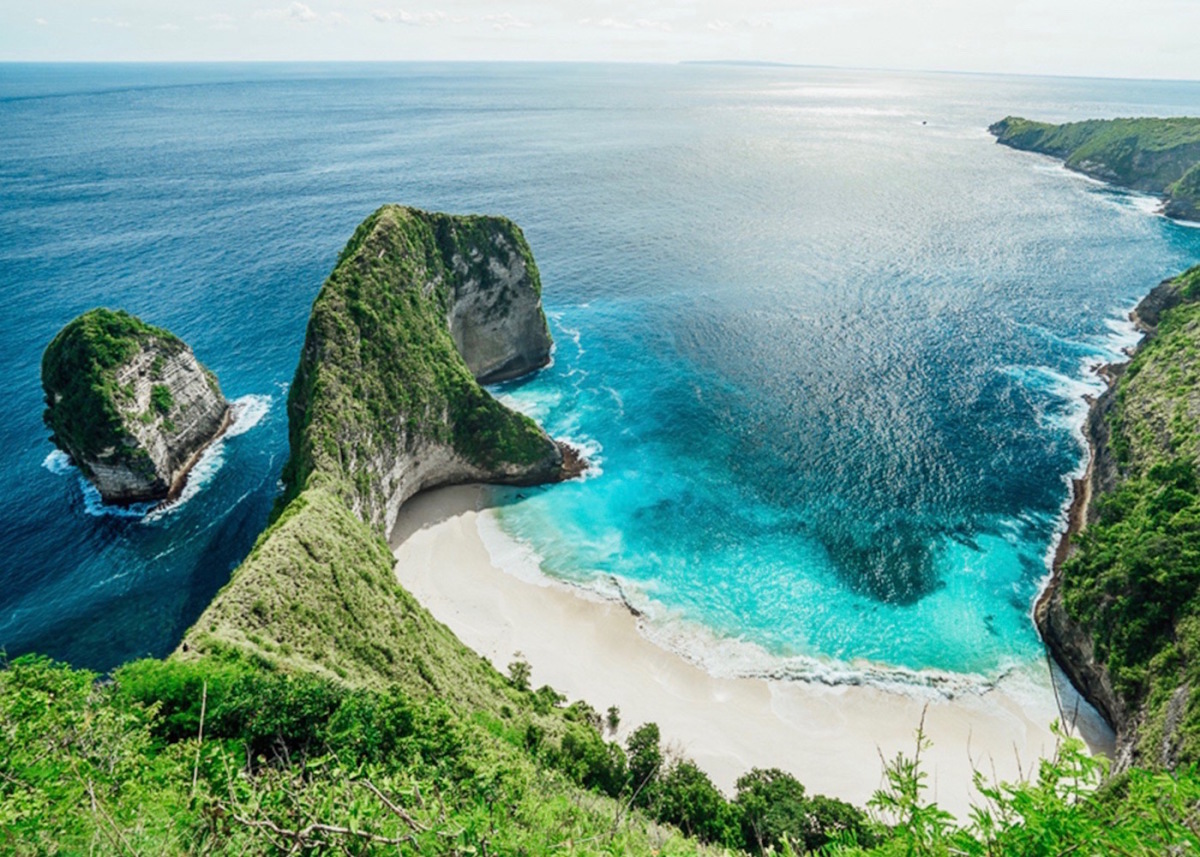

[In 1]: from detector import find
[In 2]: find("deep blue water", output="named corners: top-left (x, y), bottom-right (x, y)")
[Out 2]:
top-left (1, 63), bottom-right (1198, 682)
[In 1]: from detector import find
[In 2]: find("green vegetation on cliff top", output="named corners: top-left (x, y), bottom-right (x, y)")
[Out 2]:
top-left (41, 308), bottom-right (184, 468)
top-left (990, 116), bottom-right (1200, 218)
top-left (282, 205), bottom-right (556, 520)
top-left (1061, 266), bottom-right (1200, 765)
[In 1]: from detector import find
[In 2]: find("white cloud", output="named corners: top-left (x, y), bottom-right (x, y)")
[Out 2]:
top-left (482, 13), bottom-right (531, 31)
top-left (580, 17), bottom-right (672, 32)
top-left (371, 8), bottom-right (462, 26)
top-left (34, 17), bottom-right (47, 26)
top-left (195, 13), bottom-right (236, 30)
top-left (290, 3), bottom-right (318, 23)
top-left (705, 17), bottom-right (769, 33)
top-left (254, 3), bottom-right (318, 24)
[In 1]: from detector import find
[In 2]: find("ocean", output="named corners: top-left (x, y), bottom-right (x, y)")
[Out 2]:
top-left (1, 63), bottom-right (1198, 687)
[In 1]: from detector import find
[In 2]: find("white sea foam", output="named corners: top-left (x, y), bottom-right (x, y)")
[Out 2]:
top-left (225, 393), bottom-right (272, 437)
top-left (1032, 304), bottom-right (1145, 604)
top-left (42, 393), bottom-right (272, 521)
top-left (547, 312), bottom-right (585, 358)
top-left (42, 449), bottom-right (73, 475)
top-left (557, 435), bottom-right (604, 480)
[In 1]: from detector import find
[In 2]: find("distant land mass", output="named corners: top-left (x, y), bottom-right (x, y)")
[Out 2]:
top-left (990, 115), bottom-right (1200, 221)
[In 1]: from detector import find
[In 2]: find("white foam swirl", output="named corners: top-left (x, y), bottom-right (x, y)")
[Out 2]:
top-left (42, 392), bottom-right (272, 521)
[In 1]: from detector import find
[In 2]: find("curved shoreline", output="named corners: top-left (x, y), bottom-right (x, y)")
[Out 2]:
top-left (390, 484), bottom-right (1113, 819)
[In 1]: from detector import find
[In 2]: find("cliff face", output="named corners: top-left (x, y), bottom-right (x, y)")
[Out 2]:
top-left (1038, 266), bottom-right (1200, 769)
top-left (445, 226), bottom-right (554, 384)
top-left (183, 204), bottom-right (579, 697)
top-left (282, 205), bottom-right (574, 536)
top-left (989, 116), bottom-right (1200, 221)
top-left (42, 309), bottom-right (230, 505)
top-left (1164, 163), bottom-right (1200, 222)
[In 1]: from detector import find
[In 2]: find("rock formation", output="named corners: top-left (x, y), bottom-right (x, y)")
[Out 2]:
top-left (282, 204), bottom-right (582, 535)
top-left (42, 308), bottom-right (230, 505)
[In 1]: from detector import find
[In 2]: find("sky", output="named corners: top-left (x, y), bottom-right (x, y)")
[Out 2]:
top-left (2, 0), bottom-right (1199, 80)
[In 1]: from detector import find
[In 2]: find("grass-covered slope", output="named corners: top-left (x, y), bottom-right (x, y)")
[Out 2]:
top-left (180, 487), bottom-right (525, 714)
top-left (0, 653), bottom-right (726, 856)
top-left (8, 654), bottom-right (1200, 856)
top-left (1166, 162), bottom-right (1200, 221)
top-left (283, 205), bottom-right (563, 531)
top-left (1052, 266), bottom-right (1200, 766)
top-left (990, 116), bottom-right (1200, 219)
top-left (42, 308), bottom-right (184, 467)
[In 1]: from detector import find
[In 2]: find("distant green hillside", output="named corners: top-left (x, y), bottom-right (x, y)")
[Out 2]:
top-left (990, 116), bottom-right (1200, 220)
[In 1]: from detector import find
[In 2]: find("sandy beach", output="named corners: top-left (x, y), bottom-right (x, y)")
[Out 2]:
top-left (391, 484), bottom-right (1113, 820)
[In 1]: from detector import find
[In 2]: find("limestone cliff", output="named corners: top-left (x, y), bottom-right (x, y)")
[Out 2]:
top-left (42, 308), bottom-right (230, 505)
top-left (990, 116), bottom-right (1200, 222)
top-left (282, 204), bottom-right (578, 535)
top-left (182, 204), bottom-right (582, 692)
top-left (1038, 265), bottom-right (1200, 769)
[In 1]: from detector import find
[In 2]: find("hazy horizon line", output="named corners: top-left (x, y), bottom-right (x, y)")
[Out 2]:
top-left (1, 58), bottom-right (1198, 86)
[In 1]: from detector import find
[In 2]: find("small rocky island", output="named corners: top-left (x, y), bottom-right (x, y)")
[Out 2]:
top-left (42, 308), bottom-right (230, 505)
top-left (990, 115), bottom-right (1200, 221)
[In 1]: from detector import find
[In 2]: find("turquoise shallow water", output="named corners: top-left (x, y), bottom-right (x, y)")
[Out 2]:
top-left (1, 63), bottom-right (1198, 682)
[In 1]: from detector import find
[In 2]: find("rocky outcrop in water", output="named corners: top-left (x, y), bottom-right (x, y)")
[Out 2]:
top-left (42, 308), bottom-right (230, 505)
top-left (282, 205), bottom-right (583, 535)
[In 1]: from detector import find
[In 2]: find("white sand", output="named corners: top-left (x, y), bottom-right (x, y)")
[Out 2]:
top-left (391, 485), bottom-right (1113, 820)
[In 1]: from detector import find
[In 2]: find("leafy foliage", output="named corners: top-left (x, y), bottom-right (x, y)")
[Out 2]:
top-left (151, 383), bottom-right (175, 416)
top-left (1, 654), bottom-right (723, 856)
top-left (833, 724), bottom-right (1200, 856)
